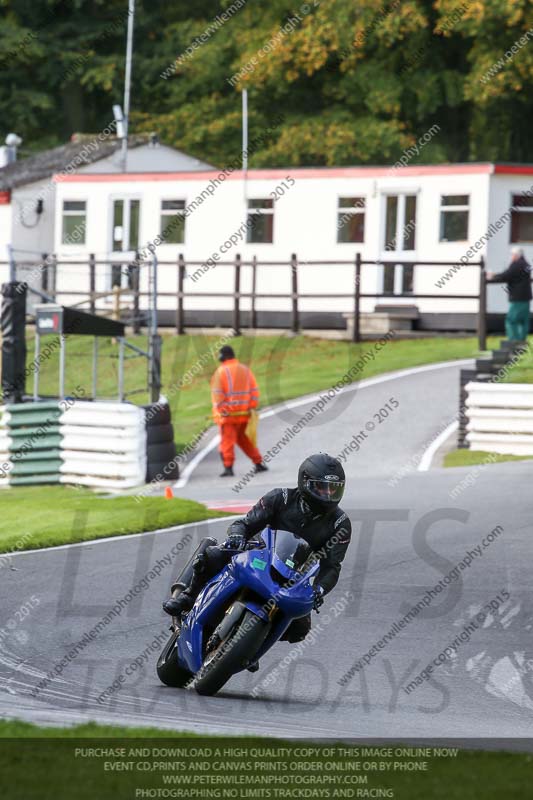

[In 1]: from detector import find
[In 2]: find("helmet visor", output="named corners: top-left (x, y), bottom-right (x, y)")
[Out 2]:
top-left (305, 478), bottom-right (345, 503)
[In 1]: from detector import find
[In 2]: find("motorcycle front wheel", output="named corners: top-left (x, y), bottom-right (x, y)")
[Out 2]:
top-left (156, 629), bottom-right (192, 688)
top-left (193, 610), bottom-right (269, 696)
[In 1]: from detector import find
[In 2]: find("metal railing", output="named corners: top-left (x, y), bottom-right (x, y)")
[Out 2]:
top-left (0, 252), bottom-right (488, 347)
top-left (3, 251), bottom-right (160, 403)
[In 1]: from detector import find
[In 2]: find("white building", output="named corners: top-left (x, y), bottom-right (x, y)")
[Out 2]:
top-left (2, 141), bottom-right (533, 332)
top-left (0, 133), bottom-right (212, 310)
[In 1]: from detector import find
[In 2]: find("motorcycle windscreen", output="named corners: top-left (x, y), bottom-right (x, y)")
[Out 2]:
top-left (272, 529), bottom-right (313, 579)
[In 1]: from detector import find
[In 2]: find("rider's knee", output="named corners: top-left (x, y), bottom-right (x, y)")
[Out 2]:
top-left (195, 546), bottom-right (230, 578)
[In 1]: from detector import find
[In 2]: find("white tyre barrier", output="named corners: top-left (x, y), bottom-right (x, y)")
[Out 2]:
top-left (60, 424), bottom-right (145, 439)
top-left (465, 382), bottom-right (533, 455)
top-left (58, 401), bottom-right (147, 488)
top-left (1, 399), bottom-right (177, 489)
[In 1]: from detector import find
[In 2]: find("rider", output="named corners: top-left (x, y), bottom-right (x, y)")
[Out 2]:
top-left (163, 453), bottom-right (351, 643)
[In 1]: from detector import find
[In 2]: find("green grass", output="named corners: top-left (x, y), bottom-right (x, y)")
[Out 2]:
top-left (443, 449), bottom-right (532, 468)
top-left (25, 332), bottom-right (498, 451)
top-left (501, 336), bottom-right (533, 383)
top-left (0, 720), bottom-right (532, 800)
top-left (0, 719), bottom-right (201, 738)
top-left (0, 486), bottom-right (228, 553)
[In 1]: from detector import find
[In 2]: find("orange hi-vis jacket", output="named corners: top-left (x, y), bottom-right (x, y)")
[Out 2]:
top-left (211, 359), bottom-right (259, 424)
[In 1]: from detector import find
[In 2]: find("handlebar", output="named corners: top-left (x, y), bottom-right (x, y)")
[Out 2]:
top-left (223, 539), bottom-right (264, 553)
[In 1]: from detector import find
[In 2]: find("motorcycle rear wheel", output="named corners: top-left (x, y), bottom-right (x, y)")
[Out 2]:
top-left (157, 629), bottom-right (192, 688)
top-left (193, 610), bottom-right (268, 696)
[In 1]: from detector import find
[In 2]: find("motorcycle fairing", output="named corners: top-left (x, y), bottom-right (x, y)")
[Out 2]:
top-left (175, 530), bottom-right (319, 675)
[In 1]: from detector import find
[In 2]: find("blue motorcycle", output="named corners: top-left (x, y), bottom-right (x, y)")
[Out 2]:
top-left (157, 528), bottom-right (319, 696)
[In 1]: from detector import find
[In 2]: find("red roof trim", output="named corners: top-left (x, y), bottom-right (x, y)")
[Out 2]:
top-left (0, 190), bottom-right (11, 204)
top-left (494, 165), bottom-right (533, 175)
top-left (54, 163), bottom-right (497, 183)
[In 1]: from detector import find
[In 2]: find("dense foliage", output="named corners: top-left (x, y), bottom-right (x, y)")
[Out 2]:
top-left (0, 0), bottom-right (532, 166)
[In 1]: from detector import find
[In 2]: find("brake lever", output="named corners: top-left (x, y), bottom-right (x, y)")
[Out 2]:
top-left (245, 540), bottom-right (262, 550)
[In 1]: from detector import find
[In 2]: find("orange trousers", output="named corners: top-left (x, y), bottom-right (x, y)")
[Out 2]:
top-left (219, 421), bottom-right (262, 468)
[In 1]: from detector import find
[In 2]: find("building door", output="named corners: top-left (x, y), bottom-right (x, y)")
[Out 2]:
top-left (110, 198), bottom-right (140, 289)
top-left (380, 194), bottom-right (417, 296)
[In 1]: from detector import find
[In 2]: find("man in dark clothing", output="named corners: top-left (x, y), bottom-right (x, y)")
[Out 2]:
top-left (163, 453), bottom-right (352, 643)
top-left (487, 248), bottom-right (532, 341)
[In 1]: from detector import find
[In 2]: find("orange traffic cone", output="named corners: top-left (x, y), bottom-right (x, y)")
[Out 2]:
top-left (164, 486), bottom-right (174, 500)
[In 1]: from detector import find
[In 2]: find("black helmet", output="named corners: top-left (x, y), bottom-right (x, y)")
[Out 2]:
top-left (218, 345), bottom-right (235, 362)
top-left (298, 453), bottom-right (345, 511)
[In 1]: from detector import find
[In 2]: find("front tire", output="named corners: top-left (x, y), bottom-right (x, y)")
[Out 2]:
top-left (157, 630), bottom-right (192, 688)
top-left (193, 610), bottom-right (269, 696)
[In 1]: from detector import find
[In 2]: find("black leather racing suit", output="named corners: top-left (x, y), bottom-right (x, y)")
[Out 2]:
top-left (186, 488), bottom-right (352, 642)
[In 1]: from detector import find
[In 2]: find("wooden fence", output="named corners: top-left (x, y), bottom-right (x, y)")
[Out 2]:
top-left (0, 253), bottom-right (489, 347)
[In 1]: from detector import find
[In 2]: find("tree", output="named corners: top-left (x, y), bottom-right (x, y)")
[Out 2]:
top-left (0, 0), bottom-right (532, 165)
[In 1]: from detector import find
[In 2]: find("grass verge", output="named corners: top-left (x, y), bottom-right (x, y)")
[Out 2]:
top-left (0, 720), bottom-right (531, 800)
top-left (0, 487), bottom-right (228, 553)
top-left (443, 449), bottom-right (532, 468)
top-left (501, 336), bottom-right (533, 383)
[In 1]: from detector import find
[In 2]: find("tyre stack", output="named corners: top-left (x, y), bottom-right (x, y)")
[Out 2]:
top-left (458, 339), bottom-right (528, 448)
top-left (458, 369), bottom-right (491, 448)
top-left (143, 402), bottom-right (179, 482)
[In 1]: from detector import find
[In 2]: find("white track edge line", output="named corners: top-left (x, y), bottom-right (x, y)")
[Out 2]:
top-left (417, 421), bottom-right (459, 472)
top-left (4, 515), bottom-right (239, 559)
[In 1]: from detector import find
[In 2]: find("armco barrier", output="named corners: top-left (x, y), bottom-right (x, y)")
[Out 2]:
top-left (465, 382), bottom-right (533, 455)
top-left (0, 400), bottom-right (178, 489)
top-left (5, 401), bottom-right (62, 485)
top-left (0, 406), bottom-right (11, 486)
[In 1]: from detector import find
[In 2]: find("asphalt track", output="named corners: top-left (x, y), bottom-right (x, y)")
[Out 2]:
top-left (2, 358), bottom-right (533, 742)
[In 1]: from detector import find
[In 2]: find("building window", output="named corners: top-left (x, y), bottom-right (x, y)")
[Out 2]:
top-left (385, 196), bottom-right (398, 250)
top-left (247, 199), bottom-right (273, 243)
top-left (337, 197), bottom-right (365, 243)
top-left (129, 199), bottom-right (140, 250)
top-left (62, 200), bottom-right (86, 245)
top-left (511, 195), bottom-right (533, 243)
top-left (381, 193), bottom-right (417, 295)
top-left (439, 195), bottom-right (469, 242)
top-left (403, 195), bottom-right (417, 250)
top-left (111, 199), bottom-right (140, 253)
top-left (383, 194), bottom-right (417, 252)
top-left (160, 200), bottom-right (186, 244)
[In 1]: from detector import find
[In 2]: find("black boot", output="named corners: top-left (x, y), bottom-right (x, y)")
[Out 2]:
top-left (254, 462), bottom-right (268, 473)
top-left (163, 546), bottom-right (213, 617)
top-left (163, 552), bottom-right (209, 616)
top-left (220, 465), bottom-right (234, 477)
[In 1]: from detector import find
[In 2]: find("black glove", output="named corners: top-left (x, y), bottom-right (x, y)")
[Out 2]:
top-left (313, 586), bottom-right (325, 612)
top-left (224, 533), bottom-right (246, 551)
